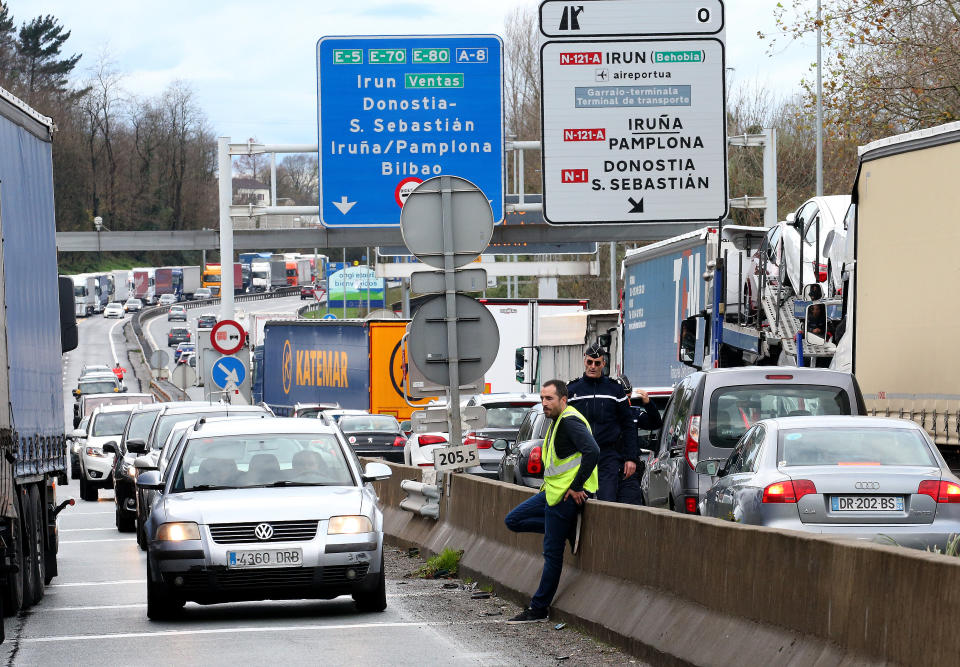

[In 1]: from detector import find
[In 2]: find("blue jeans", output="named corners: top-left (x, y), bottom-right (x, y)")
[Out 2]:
top-left (597, 448), bottom-right (642, 505)
top-left (504, 491), bottom-right (579, 611)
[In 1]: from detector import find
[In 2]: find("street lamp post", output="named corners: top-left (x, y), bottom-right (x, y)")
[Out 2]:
top-left (816, 0), bottom-right (824, 197)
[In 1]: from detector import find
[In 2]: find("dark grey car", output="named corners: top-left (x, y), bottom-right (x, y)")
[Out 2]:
top-left (698, 416), bottom-right (960, 550)
top-left (497, 404), bottom-right (551, 489)
top-left (641, 367), bottom-right (866, 514)
top-left (463, 394), bottom-right (538, 478)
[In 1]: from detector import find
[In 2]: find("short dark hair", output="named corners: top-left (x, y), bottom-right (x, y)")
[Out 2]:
top-left (542, 379), bottom-right (568, 399)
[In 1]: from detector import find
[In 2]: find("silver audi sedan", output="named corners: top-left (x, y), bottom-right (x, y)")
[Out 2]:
top-left (139, 418), bottom-right (392, 619)
top-left (698, 416), bottom-right (960, 549)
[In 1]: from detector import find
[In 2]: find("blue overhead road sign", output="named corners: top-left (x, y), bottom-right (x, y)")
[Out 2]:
top-left (212, 355), bottom-right (247, 390)
top-left (317, 35), bottom-right (504, 227)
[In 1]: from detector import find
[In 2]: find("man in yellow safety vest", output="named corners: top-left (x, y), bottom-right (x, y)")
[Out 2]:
top-left (504, 379), bottom-right (599, 624)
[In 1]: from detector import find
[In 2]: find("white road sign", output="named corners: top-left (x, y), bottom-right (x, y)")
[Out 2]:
top-left (539, 0), bottom-right (725, 38)
top-left (432, 444), bottom-right (479, 472)
top-left (540, 37), bottom-right (727, 224)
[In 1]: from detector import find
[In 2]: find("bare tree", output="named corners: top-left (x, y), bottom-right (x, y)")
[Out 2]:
top-left (503, 5), bottom-right (542, 193)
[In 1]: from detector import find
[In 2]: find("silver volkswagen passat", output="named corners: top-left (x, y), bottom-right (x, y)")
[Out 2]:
top-left (139, 418), bottom-right (392, 619)
top-left (698, 416), bottom-right (960, 550)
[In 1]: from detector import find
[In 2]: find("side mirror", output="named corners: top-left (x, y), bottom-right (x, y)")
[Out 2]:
top-left (136, 470), bottom-right (163, 490)
top-left (400, 420), bottom-right (412, 433)
top-left (514, 347), bottom-right (525, 382)
top-left (678, 316), bottom-right (697, 365)
top-left (134, 455), bottom-right (157, 471)
top-left (73, 389), bottom-right (80, 397)
top-left (804, 303), bottom-right (827, 346)
top-left (69, 429), bottom-right (86, 440)
top-left (695, 460), bottom-right (721, 476)
top-left (127, 439), bottom-right (148, 455)
top-left (785, 212), bottom-right (798, 225)
top-left (101, 442), bottom-right (119, 456)
top-left (492, 439), bottom-right (508, 451)
top-left (802, 283), bottom-right (823, 301)
top-left (361, 461), bottom-right (392, 482)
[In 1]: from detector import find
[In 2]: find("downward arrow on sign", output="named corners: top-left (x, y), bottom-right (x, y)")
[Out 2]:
top-left (628, 197), bottom-right (644, 213)
top-left (332, 196), bottom-right (356, 214)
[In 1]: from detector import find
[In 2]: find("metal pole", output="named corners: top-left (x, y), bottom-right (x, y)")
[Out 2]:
top-left (609, 241), bottom-right (617, 309)
top-left (342, 248), bottom-right (347, 319)
top-left (217, 137), bottom-right (235, 322)
top-left (401, 277), bottom-right (410, 318)
top-left (440, 176), bottom-right (463, 453)
top-left (763, 127), bottom-right (778, 227)
top-left (270, 153), bottom-right (277, 206)
top-left (366, 246), bottom-right (371, 315)
top-left (816, 0), bottom-right (823, 197)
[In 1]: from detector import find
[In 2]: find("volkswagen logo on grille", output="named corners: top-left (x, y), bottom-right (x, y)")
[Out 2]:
top-left (854, 481), bottom-right (880, 490)
top-left (255, 523), bottom-right (274, 540)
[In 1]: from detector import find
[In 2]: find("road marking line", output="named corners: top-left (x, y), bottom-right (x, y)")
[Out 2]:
top-left (49, 580), bottom-right (145, 587)
top-left (108, 318), bottom-right (125, 365)
top-left (59, 538), bottom-right (137, 544)
top-left (47, 603), bottom-right (146, 611)
top-left (19, 620), bottom-right (504, 643)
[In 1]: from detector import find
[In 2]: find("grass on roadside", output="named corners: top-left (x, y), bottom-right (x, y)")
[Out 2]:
top-left (416, 547), bottom-right (463, 578)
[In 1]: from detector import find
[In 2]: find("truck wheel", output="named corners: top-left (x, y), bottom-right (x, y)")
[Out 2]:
top-left (2, 498), bottom-right (25, 616)
top-left (79, 474), bottom-right (97, 502)
top-left (26, 486), bottom-right (45, 605)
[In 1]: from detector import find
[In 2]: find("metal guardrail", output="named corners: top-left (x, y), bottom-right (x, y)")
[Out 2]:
top-left (297, 302), bottom-right (324, 317)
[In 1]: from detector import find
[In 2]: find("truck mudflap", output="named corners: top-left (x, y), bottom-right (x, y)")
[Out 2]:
top-left (0, 430), bottom-right (16, 520)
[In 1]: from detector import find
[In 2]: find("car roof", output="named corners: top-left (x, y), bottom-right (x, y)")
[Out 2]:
top-left (464, 392), bottom-right (538, 405)
top-left (763, 416), bottom-right (924, 431)
top-left (184, 417), bottom-right (340, 439)
top-left (92, 404), bottom-right (138, 415)
top-left (157, 402), bottom-right (265, 415)
top-left (700, 366), bottom-right (854, 382)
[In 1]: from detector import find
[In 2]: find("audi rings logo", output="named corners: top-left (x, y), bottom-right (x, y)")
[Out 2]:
top-left (255, 523), bottom-right (274, 541)
top-left (282, 340), bottom-right (293, 394)
top-left (854, 481), bottom-right (880, 490)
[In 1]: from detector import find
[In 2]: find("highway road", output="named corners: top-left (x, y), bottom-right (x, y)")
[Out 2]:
top-left (3, 300), bottom-right (637, 666)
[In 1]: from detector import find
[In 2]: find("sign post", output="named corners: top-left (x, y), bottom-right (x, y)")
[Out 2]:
top-left (538, 0), bottom-right (727, 224)
top-left (317, 35), bottom-right (504, 227)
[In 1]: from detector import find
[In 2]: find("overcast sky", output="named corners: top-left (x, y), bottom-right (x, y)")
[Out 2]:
top-left (8, 0), bottom-right (816, 143)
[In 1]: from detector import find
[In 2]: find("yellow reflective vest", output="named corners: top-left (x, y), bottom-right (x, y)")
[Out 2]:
top-left (540, 405), bottom-right (599, 506)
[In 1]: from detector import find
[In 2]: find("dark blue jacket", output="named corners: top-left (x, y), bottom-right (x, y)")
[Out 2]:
top-left (567, 374), bottom-right (639, 461)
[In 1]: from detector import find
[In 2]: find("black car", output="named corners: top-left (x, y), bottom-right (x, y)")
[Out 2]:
top-left (104, 404), bottom-right (168, 532)
top-left (338, 414), bottom-right (406, 463)
top-left (167, 327), bottom-right (191, 346)
top-left (197, 314), bottom-right (217, 329)
top-left (497, 404), bottom-right (552, 489)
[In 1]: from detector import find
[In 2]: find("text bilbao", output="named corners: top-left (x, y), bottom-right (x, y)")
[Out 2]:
top-left (281, 339), bottom-right (350, 394)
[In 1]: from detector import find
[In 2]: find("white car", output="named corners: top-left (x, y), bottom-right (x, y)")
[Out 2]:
top-left (194, 287), bottom-right (212, 300)
top-left (103, 302), bottom-right (125, 318)
top-left (403, 432), bottom-right (449, 468)
top-left (124, 298), bottom-right (144, 312)
top-left (79, 404), bottom-right (136, 501)
top-left (158, 294), bottom-right (178, 306)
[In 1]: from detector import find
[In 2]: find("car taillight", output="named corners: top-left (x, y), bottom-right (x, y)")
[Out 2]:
top-left (765, 374), bottom-right (794, 380)
top-left (464, 435), bottom-right (494, 449)
top-left (762, 479), bottom-right (817, 503)
top-left (918, 480), bottom-right (960, 503)
top-left (418, 435), bottom-right (447, 446)
top-left (817, 263), bottom-right (828, 283)
top-left (527, 446), bottom-right (543, 475)
top-left (684, 415), bottom-right (700, 470)
top-left (684, 496), bottom-right (698, 514)
top-left (392, 436), bottom-right (405, 447)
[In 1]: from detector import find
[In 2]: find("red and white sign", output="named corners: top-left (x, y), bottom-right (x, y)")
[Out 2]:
top-left (561, 169), bottom-right (589, 183)
top-left (560, 52), bottom-right (601, 65)
top-left (395, 177), bottom-right (423, 208)
top-left (210, 319), bottom-right (246, 355)
top-left (563, 128), bottom-right (606, 142)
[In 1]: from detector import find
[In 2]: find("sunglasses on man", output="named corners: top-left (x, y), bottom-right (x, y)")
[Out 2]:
top-left (585, 357), bottom-right (604, 367)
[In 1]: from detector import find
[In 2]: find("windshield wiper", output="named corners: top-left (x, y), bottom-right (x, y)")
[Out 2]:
top-left (185, 484), bottom-right (234, 491)
top-left (255, 480), bottom-right (325, 488)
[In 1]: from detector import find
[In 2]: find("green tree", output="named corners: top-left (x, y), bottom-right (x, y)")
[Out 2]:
top-left (0, 4), bottom-right (15, 87)
top-left (15, 14), bottom-right (80, 102)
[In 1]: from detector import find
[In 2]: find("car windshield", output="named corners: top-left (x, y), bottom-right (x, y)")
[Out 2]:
top-left (79, 381), bottom-right (117, 395)
top-left (92, 411), bottom-right (133, 436)
top-left (339, 416), bottom-right (398, 432)
top-left (482, 405), bottom-right (534, 429)
top-left (152, 411), bottom-right (230, 450)
top-left (170, 433), bottom-right (353, 491)
top-left (778, 427), bottom-right (937, 467)
top-left (125, 410), bottom-right (160, 444)
top-left (709, 385), bottom-right (851, 448)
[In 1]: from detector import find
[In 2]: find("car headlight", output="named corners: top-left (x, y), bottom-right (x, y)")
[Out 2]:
top-left (156, 522), bottom-right (200, 541)
top-left (328, 515), bottom-right (373, 534)
top-left (85, 446), bottom-right (105, 458)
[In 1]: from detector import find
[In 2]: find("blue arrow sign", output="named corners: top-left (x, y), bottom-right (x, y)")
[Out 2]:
top-left (322, 313), bottom-right (338, 320)
top-left (212, 355), bottom-right (247, 390)
top-left (317, 35), bottom-right (504, 227)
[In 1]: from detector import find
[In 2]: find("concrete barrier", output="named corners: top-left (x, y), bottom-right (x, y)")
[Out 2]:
top-left (373, 462), bottom-right (960, 666)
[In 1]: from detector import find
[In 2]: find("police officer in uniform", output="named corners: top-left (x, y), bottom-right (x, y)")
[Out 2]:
top-left (504, 379), bottom-right (599, 624)
top-left (567, 342), bottom-right (653, 504)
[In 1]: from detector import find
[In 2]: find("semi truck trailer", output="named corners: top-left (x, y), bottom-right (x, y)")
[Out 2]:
top-left (0, 86), bottom-right (78, 636)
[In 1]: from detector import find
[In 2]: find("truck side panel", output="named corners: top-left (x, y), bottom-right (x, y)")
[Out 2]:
top-left (0, 99), bottom-right (65, 481)
top-left (853, 134), bottom-right (960, 449)
top-left (261, 321), bottom-right (369, 415)
top-left (622, 240), bottom-right (707, 387)
top-left (368, 321), bottom-right (432, 420)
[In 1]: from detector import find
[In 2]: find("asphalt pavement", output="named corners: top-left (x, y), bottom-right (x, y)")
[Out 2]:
top-left (1, 298), bottom-right (640, 666)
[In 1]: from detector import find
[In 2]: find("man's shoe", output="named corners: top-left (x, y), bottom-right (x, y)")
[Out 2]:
top-left (568, 512), bottom-right (582, 555)
top-left (506, 607), bottom-right (548, 624)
